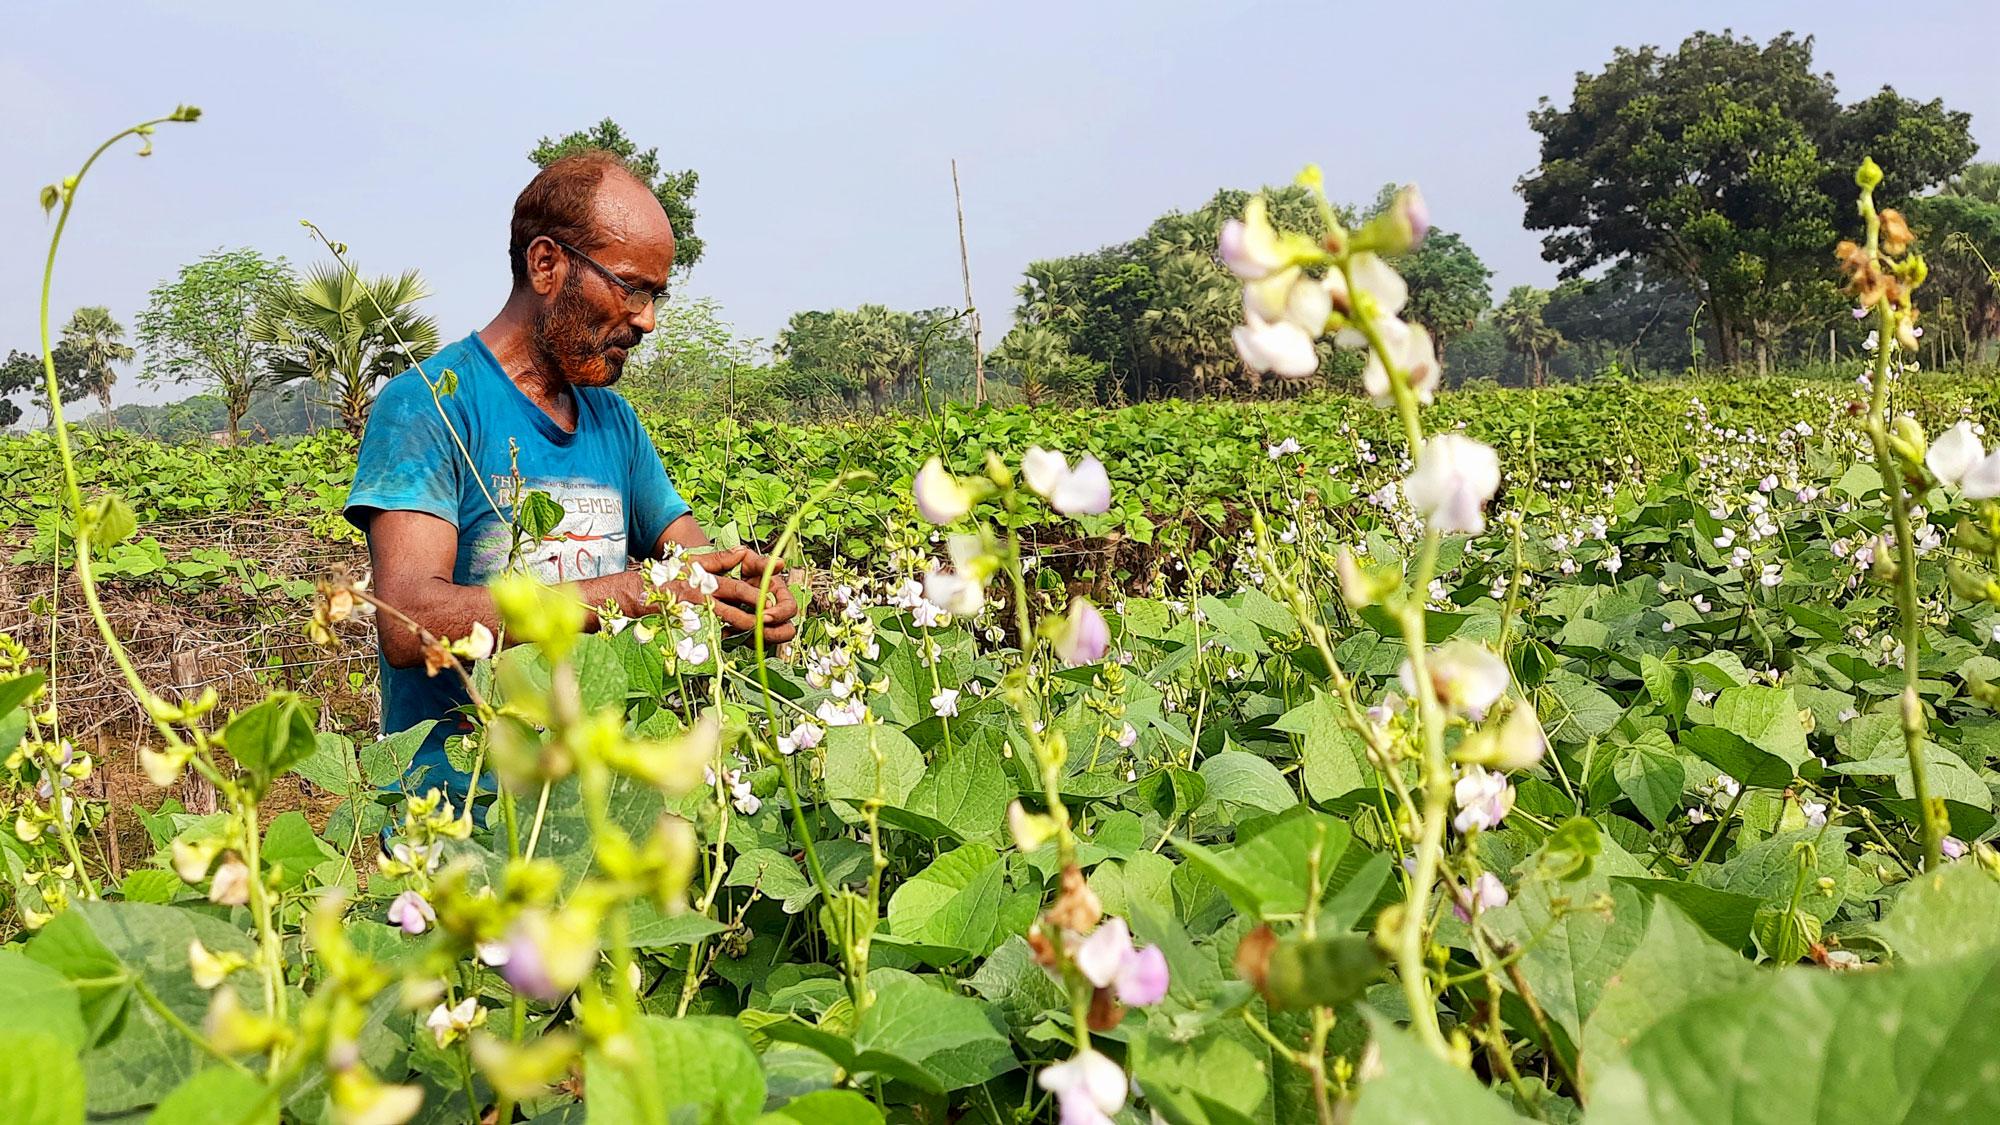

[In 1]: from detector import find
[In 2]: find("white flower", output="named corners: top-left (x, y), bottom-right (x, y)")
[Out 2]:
top-left (1054, 598), bottom-right (1110, 666)
top-left (931, 688), bottom-right (961, 718)
top-left (1602, 548), bottom-right (1623, 574)
top-left (1116, 722), bottom-right (1138, 749)
top-left (1233, 312), bottom-right (1319, 378)
top-left (1404, 434), bottom-right (1501, 534)
top-left (1963, 452), bottom-right (2000, 500)
top-left (675, 635), bottom-right (710, 665)
top-left (208, 859), bottom-right (251, 906)
top-left (1217, 196), bottom-right (1286, 280)
top-left (1022, 446), bottom-right (1069, 498)
top-left (777, 721), bottom-right (824, 756)
top-left (1050, 455), bottom-right (1112, 516)
top-left (1407, 640), bottom-right (1509, 721)
top-left (924, 567), bottom-right (983, 617)
top-left (913, 457), bottom-right (973, 524)
top-left (1244, 267), bottom-right (1332, 336)
top-left (1267, 437), bottom-right (1302, 461)
top-left (730, 774), bottom-right (761, 816)
top-left (686, 564), bottom-right (719, 598)
top-left (1452, 766), bottom-right (1516, 833)
top-left (1038, 1048), bottom-right (1127, 1125)
top-left (1929, 422), bottom-right (1985, 485)
top-left (476, 941), bottom-right (510, 967)
top-left (1358, 318), bottom-right (1440, 407)
top-left (1760, 564), bottom-right (1783, 588)
top-left (816, 698), bottom-right (865, 727)
top-left (1799, 799), bottom-right (1827, 828)
top-left (426, 996), bottom-right (485, 1047)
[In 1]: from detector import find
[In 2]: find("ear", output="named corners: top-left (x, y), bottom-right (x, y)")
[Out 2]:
top-left (523, 236), bottom-right (568, 297)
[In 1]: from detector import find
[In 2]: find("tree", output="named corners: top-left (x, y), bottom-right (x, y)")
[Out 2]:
top-left (137, 248), bottom-right (295, 442)
top-left (1519, 30), bottom-right (1975, 369)
top-left (530, 119), bottom-right (702, 278)
top-left (60, 306), bottom-right (134, 422)
top-left (1543, 259), bottom-right (1705, 374)
top-left (1908, 190), bottom-right (2000, 364)
top-left (1360, 185), bottom-right (1494, 352)
top-left (0, 345), bottom-right (90, 429)
top-left (989, 323), bottom-right (1104, 406)
top-left (1494, 286), bottom-right (1565, 387)
top-left (252, 263), bottom-right (441, 435)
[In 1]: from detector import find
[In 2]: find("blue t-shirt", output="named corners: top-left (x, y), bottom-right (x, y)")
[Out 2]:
top-left (344, 332), bottom-right (690, 802)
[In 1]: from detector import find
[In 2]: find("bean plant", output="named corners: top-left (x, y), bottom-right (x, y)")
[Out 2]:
top-left (6, 112), bottom-right (2000, 1125)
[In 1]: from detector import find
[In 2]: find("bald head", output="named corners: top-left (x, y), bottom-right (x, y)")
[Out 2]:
top-left (508, 151), bottom-right (676, 289)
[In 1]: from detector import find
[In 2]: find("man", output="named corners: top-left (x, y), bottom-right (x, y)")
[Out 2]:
top-left (345, 150), bottom-right (798, 804)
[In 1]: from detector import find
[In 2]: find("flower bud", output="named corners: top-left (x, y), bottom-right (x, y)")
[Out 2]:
top-left (1856, 157), bottom-right (1883, 190)
top-left (1053, 598), bottom-right (1110, 667)
top-left (913, 457), bottom-right (974, 525)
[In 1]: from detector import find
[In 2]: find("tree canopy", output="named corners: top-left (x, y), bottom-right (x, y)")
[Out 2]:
top-left (1519, 29), bottom-right (1975, 370)
top-left (530, 118), bottom-right (704, 278)
top-left (136, 247), bottom-right (296, 440)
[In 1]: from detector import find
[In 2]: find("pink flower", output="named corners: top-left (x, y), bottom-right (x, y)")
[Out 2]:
top-left (1943, 836), bottom-right (1968, 859)
top-left (1072, 917), bottom-right (1171, 1006)
top-left (387, 889), bottom-right (436, 935)
top-left (1054, 598), bottom-right (1110, 666)
top-left (1453, 765), bottom-right (1516, 833)
top-left (1452, 872), bottom-right (1509, 922)
top-left (1217, 197), bottom-right (1285, 280)
top-left (1404, 433), bottom-right (1500, 535)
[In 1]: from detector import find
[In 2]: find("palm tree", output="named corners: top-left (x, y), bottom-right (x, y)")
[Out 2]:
top-left (1943, 163), bottom-right (2000, 205)
top-left (1494, 285), bottom-right (1565, 387)
top-left (61, 306), bottom-right (134, 424)
top-left (253, 264), bottom-right (441, 435)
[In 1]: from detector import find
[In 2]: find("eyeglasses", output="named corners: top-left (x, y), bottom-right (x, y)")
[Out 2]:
top-left (552, 240), bottom-right (666, 314)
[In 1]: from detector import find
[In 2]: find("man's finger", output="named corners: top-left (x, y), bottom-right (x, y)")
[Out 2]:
top-left (707, 599), bottom-right (759, 632)
top-left (753, 621), bottom-right (798, 644)
top-left (691, 547), bottom-right (748, 573)
top-left (708, 576), bottom-right (766, 607)
top-left (741, 553), bottom-right (788, 578)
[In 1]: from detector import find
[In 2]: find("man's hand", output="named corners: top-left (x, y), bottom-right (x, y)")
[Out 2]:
top-left (659, 548), bottom-right (799, 644)
top-left (734, 550), bottom-right (800, 644)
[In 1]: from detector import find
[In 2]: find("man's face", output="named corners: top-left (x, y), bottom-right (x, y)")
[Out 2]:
top-left (530, 176), bottom-right (676, 389)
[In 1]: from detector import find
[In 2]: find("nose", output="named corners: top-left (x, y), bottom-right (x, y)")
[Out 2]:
top-left (631, 299), bottom-right (657, 336)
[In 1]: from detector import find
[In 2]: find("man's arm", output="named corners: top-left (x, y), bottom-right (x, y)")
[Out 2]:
top-left (368, 511), bottom-right (794, 669)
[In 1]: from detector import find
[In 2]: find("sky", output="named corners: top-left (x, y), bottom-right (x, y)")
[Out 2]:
top-left (5, 0), bottom-right (1999, 413)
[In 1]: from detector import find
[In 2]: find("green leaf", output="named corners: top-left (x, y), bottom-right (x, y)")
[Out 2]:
top-left (1704, 827), bottom-right (1850, 922)
top-left (726, 848), bottom-right (814, 912)
top-left (894, 741), bottom-right (1014, 844)
top-left (517, 489), bottom-right (565, 541)
top-left (1176, 806), bottom-right (1353, 918)
top-left (84, 493), bottom-right (137, 550)
top-left (1611, 878), bottom-right (1761, 949)
top-left (220, 692), bottom-right (318, 778)
top-left (1351, 1013), bottom-right (1527, 1124)
top-left (1195, 750), bottom-right (1296, 815)
top-left (1751, 903), bottom-right (1821, 963)
top-left (259, 811), bottom-right (337, 890)
top-left (1873, 862), bottom-right (2000, 965)
top-left (292, 733), bottom-right (360, 795)
top-left (0, 951), bottom-right (86, 1050)
top-left (26, 902), bottom-right (259, 1115)
top-left (755, 1089), bottom-right (884, 1125)
top-left (1679, 726), bottom-right (1797, 789)
top-left (885, 844), bottom-right (1006, 961)
top-left (0, 671), bottom-right (46, 717)
top-left (1540, 672), bottom-right (1623, 745)
top-left (822, 725), bottom-right (924, 812)
top-left (1485, 875), bottom-right (1651, 1043)
top-left (1590, 946), bottom-right (2000, 1123)
top-left (851, 970), bottom-right (1016, 1092)
top-left (966, 936), bottom-right (1069, 1034)
top-left (1272, 691), bottom-right (1374, 802)
top-left (1136, 767), bottom-right (1207, 821)
top-left (146, 1067), bottom-right (276, 1124)
top-left (1710, 684), bottom-right (1810, 768)
top-left (1581, 900), bottom-right (1755, 1089)
top-left (1614, 743), bottom-right (1684, 828)
top-left (585, 1015), bottom-right (764, 1125)
top-left (625, 902), bottom-right (729, 949)
top-left (116, 869), bottom-right (183, 905)
top-left (0, 1031), bottom-right (85, 1125)
top-left (1532, 816), bottom-right (1603, 882)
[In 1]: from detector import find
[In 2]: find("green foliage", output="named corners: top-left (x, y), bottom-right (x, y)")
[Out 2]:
top-left (249, 262), bottom-right (440, 435)
top-left (1522, 30), bottom-right (1975, 369)
top-left (529, 118), bottom-right (703, 277)
top-left (134, 248), bottom-right (296, 439)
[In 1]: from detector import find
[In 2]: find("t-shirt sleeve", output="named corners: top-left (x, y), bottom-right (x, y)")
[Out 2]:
top-left (624, 405), bottom-right (690, 555)
top-left (344, 371), bottom-right (463, 532)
